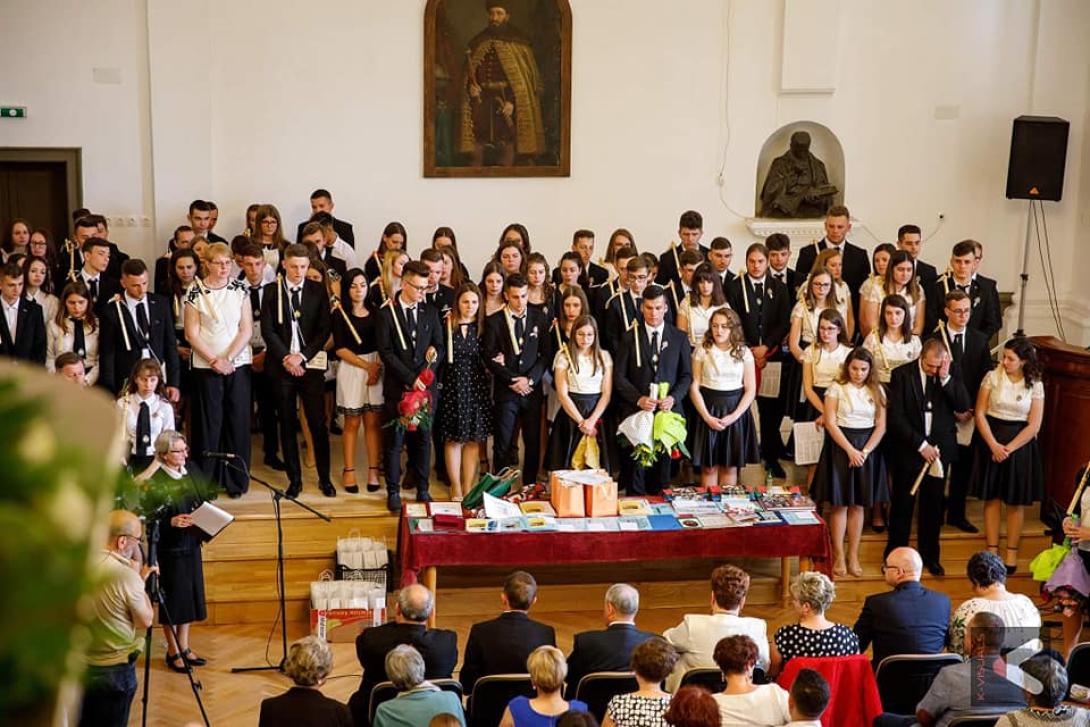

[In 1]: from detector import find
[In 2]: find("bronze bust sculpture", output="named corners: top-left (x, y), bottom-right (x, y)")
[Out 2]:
top-left (759, 131), bottom-right (839, 218)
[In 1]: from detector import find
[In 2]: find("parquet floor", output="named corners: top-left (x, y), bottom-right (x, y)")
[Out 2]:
top-left (128, 602), bottom-right (864, 727)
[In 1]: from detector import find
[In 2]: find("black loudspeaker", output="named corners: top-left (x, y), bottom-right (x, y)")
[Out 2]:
top-left (1006, 115), bottom-right (1069, 201)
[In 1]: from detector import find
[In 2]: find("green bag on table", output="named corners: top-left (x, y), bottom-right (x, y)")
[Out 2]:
top-left (462, 467), bottom-right (520, 510)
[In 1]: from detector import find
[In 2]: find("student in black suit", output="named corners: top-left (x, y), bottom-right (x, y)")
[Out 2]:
top-left (56, 214), bottom-right (131, 285)
top-left (295, 188), bottom-right (355, 248)
top-left (98, 259), bottom-right (181, 398)
top-left (794, 205), bottom-right (871, 315)
top-left (348, 583), bottom-right (457, 727)
top-left (970, 239), bottom-right (1003, 336)
top-left (153, 226), bottom-right (194, 296)
top-left (258, 636), bottom-right (351, 727)
top-left (0, 262), bottom-right (46, 363)
top-left (375, 260), bottom-right (444, 511)
top-left (420, 248), bottom-right (455, 318)
top-left (239, 243), bottom-right (284, 471)
top-left (75, 238), bottom-right (123, 315)
top-left (565, 583), bottom-right (657, 698)
top-left (298, 223), bottom-right (347, 282)
top-left (484, 273), bottom-right (548, 486)
top-left (884, 338), bottom-right (971, 575)
top-left (726, 242), bottom-right (791, 477)
top-left (184, 199), bottom-right (227, 244)
top-left (613, 285), bottom-right (693, 495)
top-left (552, 229), bottom-right (609, 288)
top-left (926, 240), bottom-right (1002, 339)
top-left (261, 244), bottom-right (334, 498)
top-left (897, 224), bottom-right (937, 293)
top-left (604, 256), bottom-right (651, 354)
top-left (656, 210), bottom-right (709, 290)
top-left (935, 290), bottom-right (991, 533)
top-left (594, 247), bottom-right (636, 348)
top-left (853, 546), bottom-right (950, 668)
top-left (460, 571), bottom-right (557, 694)
top-left (706, 236), bottom-right (736, 292)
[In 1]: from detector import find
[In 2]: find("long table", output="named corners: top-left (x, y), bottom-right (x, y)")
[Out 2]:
top-left (398, 512), bottom-right (831, 626)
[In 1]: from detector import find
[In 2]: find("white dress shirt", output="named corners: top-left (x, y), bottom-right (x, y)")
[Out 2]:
top-left (663, 612), bottom-right (770, 691)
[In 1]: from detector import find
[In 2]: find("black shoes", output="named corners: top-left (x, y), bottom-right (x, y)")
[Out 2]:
top-left (319, 481), bottom-right (337, 497)
top-left (417, 490), bottom-right (433, 504)
top-left (387, 493), bottom-right (402, 513)
top-left (182, 649), bottom-right (206, 666)
top-left (285, 482), bottom-right (302, 498)
top-left (263, 455), bottom-right (286, 471)
top-left (925, 561), bottom-right (946, 577)
top-left (948, 518), bottom-right (979, 534)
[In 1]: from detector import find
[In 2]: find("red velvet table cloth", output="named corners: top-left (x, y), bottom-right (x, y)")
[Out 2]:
top-left (398, 515), bottom-right (831, 586)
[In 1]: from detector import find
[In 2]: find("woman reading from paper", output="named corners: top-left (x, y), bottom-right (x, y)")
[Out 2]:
top-left (137, 430), bottom-right (210, 673)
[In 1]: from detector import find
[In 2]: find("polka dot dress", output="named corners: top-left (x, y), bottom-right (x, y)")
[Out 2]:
top-left (773, 623), bottom-right (859, 667)
top-left (437, 322), bottom-right (492, 443)
top-left (606, 694), bottom-right (671, 727)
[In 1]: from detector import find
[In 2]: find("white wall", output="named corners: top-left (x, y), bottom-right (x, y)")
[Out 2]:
top-left (3, 0), bottom-right (1089, 342)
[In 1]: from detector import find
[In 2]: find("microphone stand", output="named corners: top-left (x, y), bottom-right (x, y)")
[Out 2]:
top-left (226, 457), bottom-right (331, 674)
top-left (141, 516), bottom-right (211, 726)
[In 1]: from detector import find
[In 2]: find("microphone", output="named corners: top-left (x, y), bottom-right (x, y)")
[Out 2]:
top-left (202, 451), bottom-right (238, 460)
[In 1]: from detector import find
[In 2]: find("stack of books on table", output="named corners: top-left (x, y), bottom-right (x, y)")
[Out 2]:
top-left (405, 489), bottom-right (820, 534)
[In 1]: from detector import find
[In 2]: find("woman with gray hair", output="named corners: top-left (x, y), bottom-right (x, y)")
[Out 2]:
top-left (768, 571), bottom-right (859, 678)
top-left (373, 644), bottom-right (465, 727)
top-left (258, 635), bottom-right (352, 726)
top-left (994, 653), bottom-right (1090, 726)
top-left (137, 430), bottom-right (210, 673)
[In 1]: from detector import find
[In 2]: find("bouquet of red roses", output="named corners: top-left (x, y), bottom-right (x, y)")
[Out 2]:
top-left (386, 368), bottom-right (435, 433)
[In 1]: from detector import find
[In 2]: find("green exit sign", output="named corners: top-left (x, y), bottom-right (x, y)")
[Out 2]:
top-left (1, 107), bottom-right (27, 119)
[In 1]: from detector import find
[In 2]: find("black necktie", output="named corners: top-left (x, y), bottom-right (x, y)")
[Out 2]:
top-left (755, 282), bottom-right (764, 299)
top-left (953, 333), bottom-right (963, 355)
top-left (925, 376), bottom-right (938, 409)
top-left (514, 315), bottom-right (525, 345)
top-left (651, 330), bottom-right (660, 366)
top-left (136, 302), bottom-right (150, 338)
top-left (136, 401), bottom-right (151, 454)
top-left (88, 278), bottom-right (99, 301)
top-left (71, 318), bottom-right (86, 358)
top-left (773, 273), bottom-right (784, 284)
top-left (250, 286), bottom-right (261, 316)
top-left (291, 287), bottom-right (302, 319)
top-left (407, 306), bottom-right (418, 341)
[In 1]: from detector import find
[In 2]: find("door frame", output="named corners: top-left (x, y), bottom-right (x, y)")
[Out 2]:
top-left (0, 147), bottom-right (83, 224)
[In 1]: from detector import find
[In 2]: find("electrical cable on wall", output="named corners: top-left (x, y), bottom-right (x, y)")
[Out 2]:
top-left (715, 0), bottom-right (749, 221)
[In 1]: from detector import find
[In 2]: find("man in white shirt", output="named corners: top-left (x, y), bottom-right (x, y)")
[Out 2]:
top-left (663, 564), bottom-right (769, 691)
top-left (786, 668), bottom-right (829, 726)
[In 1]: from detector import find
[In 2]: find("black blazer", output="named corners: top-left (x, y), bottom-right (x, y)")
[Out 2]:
top-left (316, 248), bottom-right (348, 281)
top-left (459, 611), bottom-right (557, 692)
top-left (153, 255), bottom-right (172, 297)
top-left (56, 240), bottom-right (130, 286)
top-left (353, 622), bottom-right (458, 714)
top-left (930, 326), bottom-right (991, 407)
top-left (725, 276), bottom-right (790, 348)
top-left (0, 296), bottom-right (46, 364)
top-left (795, 239), bottom-right (870, 305)
top-left (926, 275), bottom-right (1002, 341)
top-left (552, 261), bottom-right (609, 289)
top-left (98, 293), bottom-right (181, 393)
top-left (375, 295), bottom-right (444, 404)
top-left (425, 285), bottom-right (455, 319)
top-left (613, 321), bottom-right (692, 418)
top-left (852, 581), bottom-right (951, 667)
top-left (602, 290), bottom-right (641, 353)
top-left (260, 278), bottom-right (332, 374)
top-left (656, 244), bottom-right (709, 289)
top-left (259, 687), bottom-right (352, 727)
top-left (886, 360), bottom-right (971, 468)
top-left (914, 259), bottom-right (939, 294)
top-left (483, 308), bottom-right (549, 401)
top-left (564, 623), bottom-right (657, 698)
top-left (769, 267), bottom-right (799, 297)
top-left (296, 216), bottom-right (355, 248)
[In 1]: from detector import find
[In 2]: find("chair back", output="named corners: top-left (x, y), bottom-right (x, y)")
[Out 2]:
top-left (677, 667), bottom-right (724, 693)
top-left (468, 673), bottom-right (534, 727)
top-left (776, 654), bottom-right (882, 727)
top-left (368, 679), bottom-right (464, 725)
top-left (574, 671), bottom-right (638, 722)
top-left (874, 653), bottom-right (962, 715)
top-left (945, 715), bottom-right (1001, 726)
top-left (1069, 643), bottom-right (1090, 696)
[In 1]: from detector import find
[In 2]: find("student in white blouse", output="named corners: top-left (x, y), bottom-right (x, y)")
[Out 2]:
top-left (117, 358), bottom-right (176, 473)
top-left (860, 250), bottom-right (926, 338)
top-left (812, 347), bottom-right (888, 577)
top-left (857, 244), bottom-right (895, 337)
top-left (812, 248), bottom-right (854, 341)
top-left (862, 294), bottom-right (922, 384)
top-left (971, 337), bottom-right (1046, 574)
top-left (676, 265), bottom-right (729, 348)
top-left (800, 309), bottom-right (853, 486)
top-left (688, 308), bottom-right (760, 487)
top-left (46, 282), bottom-right (100, 385)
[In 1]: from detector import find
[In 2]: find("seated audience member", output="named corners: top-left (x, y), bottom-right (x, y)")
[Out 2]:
top-left (258, 635), bottom-right (352, 727)
top-left (663, 686), bottom-right (720, 727)
top-left (874, 612), bottom-right (1026, 727)
top-left (712, 635), bottom-right (791, 726)
top-left (787, 668), bottom-right (830, 727)
top-left (55, 350), bottom-right (88, 385)
top-left (665, 564), bottom-right (769, 691)
top-left (602, 637), bottom-right (677, 727)
top-left (373, 645), bottom-right (466, 727)
top-left (499, 646), bottom-right (589, 727)
top-left (853, 546), bottom-right (951, 667)
top-left (558, 712), bottom-right (600, 727)
top-left (948, 551), bottom-right (1041, 659)
top-left (429, 715), bottom-right (464, 727)
top-left (461, 571), bottom-right (556, 693)
top-left (349, 584), bottom-right (458, 727)
top-left (566, 584), bottom-right (656, 698)
top-left (770, 572), bottom-right (859, 679)
top-left (994, 653), bottom-right (1090, 727)
top-left (0, 261), bottom-right (47, 363)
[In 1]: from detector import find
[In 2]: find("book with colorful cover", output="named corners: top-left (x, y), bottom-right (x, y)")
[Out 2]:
top-left (780, 510), bottom-right (821, 525)
top-left (650, 503), bottom-right (677, 516)
top-left (758, 494), bottom-right (817, 511)
top-left (618, 515), bottom-right (652, 531)
top-left (752, 509), bottom-right (785, 525)
top-left (409, 518), bottom-right (435, 534)
top-left (697, 513), bottom-right (734, 529)
top-left (465, 518), bottom-right (496, 533)
top-left (648, 514), bottom-right (682, 531)
top-left (678, 516), bottom-right (703, 529)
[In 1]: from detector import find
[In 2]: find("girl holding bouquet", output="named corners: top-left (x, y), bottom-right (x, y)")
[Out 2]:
top-left (812, 347), bottom-right (888, 577)
top-left (687, 308), bottom-right (759, 487)
top-left (544, 314), bottom-right (615, 473)
top-left (437, 283), bottom-right (492, 500)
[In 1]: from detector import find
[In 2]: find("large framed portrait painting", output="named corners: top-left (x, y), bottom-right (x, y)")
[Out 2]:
top-left (424, 0), bottom-right (572, 177)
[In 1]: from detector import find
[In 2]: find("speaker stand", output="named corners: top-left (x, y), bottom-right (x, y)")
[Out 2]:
top-left (1014, 199), bottom-right (1034, 337)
